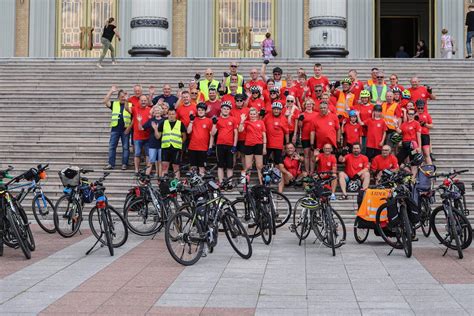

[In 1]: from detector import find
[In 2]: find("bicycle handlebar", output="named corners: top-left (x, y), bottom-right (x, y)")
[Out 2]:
top-left (429, 169), bottom-right (469, 179)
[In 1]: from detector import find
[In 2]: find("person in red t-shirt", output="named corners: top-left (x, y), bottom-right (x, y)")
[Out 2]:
top-left (306, 63), bottom-right (330, 97)
top-left (415, 99), bottom-right (433, 164)
top-left (306, 84), bottom-right (324, 109)
top-left (264, 87), bottom-right (283, 112)
top-left (176, 91), bottom-right (197, 128)
top-left (311, 102), bottom-right (340, 150)
top-left (314, 144), bottom-right (338, 199)
top-left (205, 87), bottom-right (221, 118)
top-left (220, 82), bottom-right (239, 109)
top-left (244, 68), bottom-right (266, 93)
top-left (128, 84), bottom-right (143, 109)
top-left (211, 102), bottom-right (238, 184)
top-left (388, 74), bottom-right (405, 92)
top-left (396, 108), bottom-right (422, 165)
top-left (284, 95), bottom-right (300, 141)
top-left (264, 101), bottom-right (289, 192)
top-left (281, 143), bottom-right (307, 187)
top-left (353, 90), bottom-right (373, 153)
top-left (342, 110), bottom-right (362, 150)
top-left (371, 145), bottom-right (399, 182)
top-left (239, 107), bottom-right (267, 184)
top-left (187, 103), bottom-right (213, 175)
top-left (408, 77), bottom-right (436, 111)
top-left (359, 105), bottom-right (387, 161)
top-left (246, 87), bottom-right (265, 112)
top-left (348, 69), bottom-right (364, 102)
top-left (338, 143), bottom-right (370, 199)
top-left (297, 99), bottom-right (318, 174)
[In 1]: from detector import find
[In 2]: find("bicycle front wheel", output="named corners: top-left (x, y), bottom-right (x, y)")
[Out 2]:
top-left (400, 205), bottom-right (412, 258)
top-left (222, 211), bottom-right (252, 259)
top-left (53, 195), bottom-right (82, 238)
top-left (89, 206), bottom-right (128, 248)
top-left (231, 199), bottom-right (259, 238)
top-left (430, 206), bottom-right (473, 251)
top-left (419, 197), bottom-right (432, 237)
top-left (292, 198), bottom-right (312, 242)
top-left (17, 202), bottom-right (35, 251)
top-left (124, 198), bottom-right (161, 236)
top-left (270, 190), bottom-right (292, 228)
top-left (260, 204), bottom-right (272, 245)
top-left (7, 208), bottom-right (31, 259)
top-left (312, 206), bottom-right (346, 249)
top-left (32, 194), bottom-right (56, 234)
top-left (101, 210), bottom-right (114, 256)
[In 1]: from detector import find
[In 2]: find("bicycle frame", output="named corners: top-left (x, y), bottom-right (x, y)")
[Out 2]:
top-left (9, 179), bottom-right (49, 211)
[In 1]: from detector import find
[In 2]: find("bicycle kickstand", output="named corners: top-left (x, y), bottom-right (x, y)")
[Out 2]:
top-left (86, 232), bottom-right (104, 255)
top-left (387, 248), bottom-right (395, 256)
top-left (442, 247), bottom-right (449, 257)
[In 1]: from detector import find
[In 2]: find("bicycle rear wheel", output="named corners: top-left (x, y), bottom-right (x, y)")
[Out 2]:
top-left (231, 199), bottom-right (259, 238)
top-left (353, 217), bottom-right (369, 244)
top-left (101, 210), bottom-right (114, 256)
top-left (260, 204), bottom-right (272, 245)
top-left (124, 198), bottom-right (161, 236)
top-left (17, 203), bottom-right (35, 251)
top-left (7, 208), bottom-right (31, 259)
top-left (418, 197), bottom-right (431, 237)
top-left (400, 205), bottom-right (412, 258)
top-left (53, 195), bottom-right (82, 238)
top-left (32, 194), bottom-right (56, 234)
top-left (375, 203), bottom-right (403, 249)
top-left (292, 198), bottom-right (312, 242)
top-left (430, 206), bottom-right (473, 251)
top-left (312, 206), bottom-right (346, 249)
top-left (89, 206), bottom-right (128, 248)
top-left (222, 211), bottom-right (252, 259)
top-left (270, 190), bottom-right (292, 228)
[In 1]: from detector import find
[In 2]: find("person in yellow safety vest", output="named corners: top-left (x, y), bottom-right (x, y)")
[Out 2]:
top-left (381, 91), bottom-right (402, 148)
top-left (332, 78), bottom-right (354, 119)
top-left (152, 107), bottom-right (187, 178)
top-left (223, 62), bottom-right (245, 94)
top-left (224, 74), bottom-right (244, 94)
top-left (103, 85), bottom-right (132, 170)
top-left (370, 71), bottom-right (388, 105)
top-left (197, 68), bottom-right (221, 101)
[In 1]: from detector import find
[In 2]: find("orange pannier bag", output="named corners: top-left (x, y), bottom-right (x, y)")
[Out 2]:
top-left (356, 188), bottom-right (390, 222)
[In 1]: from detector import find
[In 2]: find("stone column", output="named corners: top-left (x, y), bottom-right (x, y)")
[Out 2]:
top-left (128, 0), bottom-right (170, 57)
top-left (306, 0), bottom-right (349, 58)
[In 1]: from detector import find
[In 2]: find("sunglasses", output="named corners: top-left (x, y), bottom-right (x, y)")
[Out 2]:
top-left (236, 99), bottom-right (244, 102)
top-left (190, 92), bottom-right (198, 95)
top-left (206, 73), bottom-right (213, 75)
top-left (377, 76), bottom-right (384, 79)
top-left (314, 89), bottom-right (323, 92)
top-left (408, 113), bottom-right (415, 115)
top-left (270, 92), bottom-right (278, 94)
top-left (390, 78), bottom-right (397, 80)
top-left (230, 65), bottom-right (238, 68)
top-left (273, 73), bottom-right (282, 75)
top-left (287, 100), bottom-right (294, 103)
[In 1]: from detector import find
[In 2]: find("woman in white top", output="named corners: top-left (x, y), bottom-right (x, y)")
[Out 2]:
top-left (441, 28), bottom-right (455, 59)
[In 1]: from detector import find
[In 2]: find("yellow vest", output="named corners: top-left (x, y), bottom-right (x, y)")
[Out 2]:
top-left (226, 74), bottom-right (244, 94)
top-left (161, 120), bottom-right (183, 149)
top-left (336, 91), bottom-right (354, 118)
top-left (199, 79), bottom-right (219, 101)
top-left (382, 102), bottom-right (399, 130)
top-left (371, 85), bottom-right (387, 104)
top-left (110, 101), bottom-right (132, 128)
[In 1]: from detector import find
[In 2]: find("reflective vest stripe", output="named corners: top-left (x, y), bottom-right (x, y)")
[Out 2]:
top-left (336, 92), bottom-right (353, 118)
top-left (199, 79), bottom-right (219, 101)
top-left (382, 102), bottom-right (399, 130)
top-left (110, 101), bottom-right (132, 128)
top-left (161, 120), bottom-right (183, 149)
top-left (371, 85), bottom-right (387, 103)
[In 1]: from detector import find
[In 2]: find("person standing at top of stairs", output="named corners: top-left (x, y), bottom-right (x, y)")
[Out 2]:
top-left (97, 17), bottom-right (121, 68)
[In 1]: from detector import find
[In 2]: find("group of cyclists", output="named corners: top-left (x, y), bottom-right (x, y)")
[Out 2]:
top-left (104, 61), bottom-right (437, 199)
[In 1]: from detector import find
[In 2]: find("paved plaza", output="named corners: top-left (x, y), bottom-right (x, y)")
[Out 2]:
top-left (0, 223), bottom-right (473, 316)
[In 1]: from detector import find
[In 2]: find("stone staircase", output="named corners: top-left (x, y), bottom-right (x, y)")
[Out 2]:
top-left (0, 58), bottom-right (473, 220)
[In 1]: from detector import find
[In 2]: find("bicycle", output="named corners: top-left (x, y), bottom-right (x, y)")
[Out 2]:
top-left (124, 170), bottom-right (179, 236)
top-left (8, 164), bottom-right (55, 234)
top-left (53, 167), bottom-right (94, 238)
top-left (413, 164), bottom-right (436, 237)
top-left (0, 166), bottom-right (35, 259)
top-left (86, 172), bottom-right (128, 256)
top-left (262, 164), bottom-right (292, 230)
top-left (292, 173), bottom-right (346, 256)
top-left (164, 178), bottom-right (252, 266)
top-left (429, 169), bottom-right (472, 259)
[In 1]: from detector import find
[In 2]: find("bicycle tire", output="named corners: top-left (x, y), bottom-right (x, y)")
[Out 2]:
top-left (164, 211), bottom-right (204, 266)
top-left (375, 203), bottom-right (403, 249)
top-left (0, 213), bottom-right (4, 256)
top-left (7, 209), bottom-right (31, 259)
top-left (311, 206), bottom-right (346, 249)
top-left (260, 204), bottom-right (272, 245)
top-left (31, 194), bottom-right (56, 234)
top-left (353, 217), bottom-right (369, 244)
top-left (17, 203), bottom-right (35, 251)
top-left (293, 198), bottom-right (312, 241)
top-left (222, 211), bottom-right (252, 259)
top-left (89, 206), bottom-right (128, 248)
top-left (269, 190), bottom-right (292, 228)
top-left (400, 205), bottom-right (412, 258)
top-left (430, 206), bottom-right (473, 251)
top-left (453, 209), bottom-right (473, 249)
top-left (450, 210), bottom-right (463, 259)
top-left (326, 209), bottom-right (336, 256)
top-left (53, 195), bottom-right (82, 238)
top-left (419, 197), bottom-right (432, 237)
top-left (231, 199), bottom-right (260, 238)
top-left (101, 210), bottom-right (114, 256)
top-left (124, 198), bottom-right (161, 236)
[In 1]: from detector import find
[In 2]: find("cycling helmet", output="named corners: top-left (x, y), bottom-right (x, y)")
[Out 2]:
top-left (272, 67), bottom-right (283, 74)
top-left (300, 197), bottom-right (319, 209)
top-left (269, 87), bottom-right (280, 94)
top-left (402, 89), bottom-right (411, 99)
top-left (390, 132), bottom-right (402, 145)
top-left (197, 102), bottom-right (207, 111)
top-left (348, 110), bottom-right (357, 117)
top-left (392, 87), bottom-right (402, 94)
top-left (234, 93), bottom-right (246, 101)
top-left (411, 153), bottom-right (424, 166)
top-left (341, 78), bottom-right (352, 85)
top-left (373, 104), bottom-right (382, 112)
top-left (221, 101), bottom-right (232, 109)
top-left (360, 90), bottom-right (371, 98)
top-left (347, 178), bottom-right (362, 192)
top-left (415, 99), bottom-right (425, 108)
top-left (250, 86), bottom-right (261, 94)
top-left (271, 102), bottom-right (283, 110)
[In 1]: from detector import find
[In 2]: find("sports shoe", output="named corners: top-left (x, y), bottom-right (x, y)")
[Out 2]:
top-left (121, 164), bottom-right (127, 170)
top-left (104, 164), bottom-right (114, 170)
top-left (96, 63), bottom-right (103, 68)
top-left (466, 55), bottom-right (472, 59)
top-left (330, 193), bottom-right (336, 201)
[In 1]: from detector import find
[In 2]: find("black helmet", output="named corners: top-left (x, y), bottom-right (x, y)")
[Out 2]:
top-left (269, 87), bottom-right (280, 94)
top-left (411, 153), bottom-right (424, 166)
top-left (197, 102), bottom-right (207, 111)
top-left (373, 104), bottom-right (383, 112)
top-left (273, 67), bottom-right (283, 74)
top-left (250, 86), bottom-right (261, 94)
top-left (415, 99), bottom-right (425, 108)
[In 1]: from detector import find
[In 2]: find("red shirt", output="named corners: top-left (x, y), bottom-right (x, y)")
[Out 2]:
top-left (243, 120), bottom-right (266, 146)
top-left (307, 76), bottom-right (330, 97)
top-left (189, 117), bottom-right (212, 151)
top-left (371, 154), bottom-right (399, 172)
top-left (128, 95), bottom-right (141, 109)
top-left (284, 156), bottom-right (301, 178)
top-left (350, 80), bottom-right (365, 101)
top-left (354, 103), bottom-right (373, 136)
top-left (230, 107), bottom-right (250, 141)
top-left (247, 97), bottom-right (265, 112)
top-left (176, 103), bottom-right (197, 127)
top-left (400, 120), bottom-right (421, 142)
top-left (343, 122), bottom-right (362, 145)
top-left (408, 86), bottom-right (431, 110)
top-left (418, 111), bottom-right (432, 135)
top-left (205, 99), bottom-right (221, 118)
top-left (284, 106), bottom-right (300, 133)
top-left (313, 113), bottom-right (340, 149)
top-left (344, 154), bottom-right (369, 178)
top-left (215, 116), bottom-right (237, 146)
top-left (364, 118), bottom-right (387, 149)
top-left (244, 80), bottom-right (266, 92)
top-left (316, 153), bottom-right (337, 173)
top-left (131, 106), bottom-right (151, 141)
top-left (221, 94), bottom-right (236, 110)
top-left (300, 111), bottom-right (318, 140)
top-left (264, 115), bottom-right (289, 150)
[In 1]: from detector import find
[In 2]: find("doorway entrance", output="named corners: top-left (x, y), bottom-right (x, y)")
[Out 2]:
top-left (380, 17), bottom-right (418, 57)
top-left (57, 0), bottom-right (117, 57)
top-left (216, 0), bottom-right (275, 57)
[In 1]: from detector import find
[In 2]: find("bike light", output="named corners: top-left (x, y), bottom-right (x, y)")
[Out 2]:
top-left (443, 179), bottom-right (451, 187)
top-left (39, 171), bottom-right (47, 180)
top-left (96, 196), bottom-right (107, 208)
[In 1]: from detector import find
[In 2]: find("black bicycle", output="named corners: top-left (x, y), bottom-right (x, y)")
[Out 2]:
top-left (86, 172), bottom-right (128, 256)
top-left (429, 170), bottom-right (472, 259)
